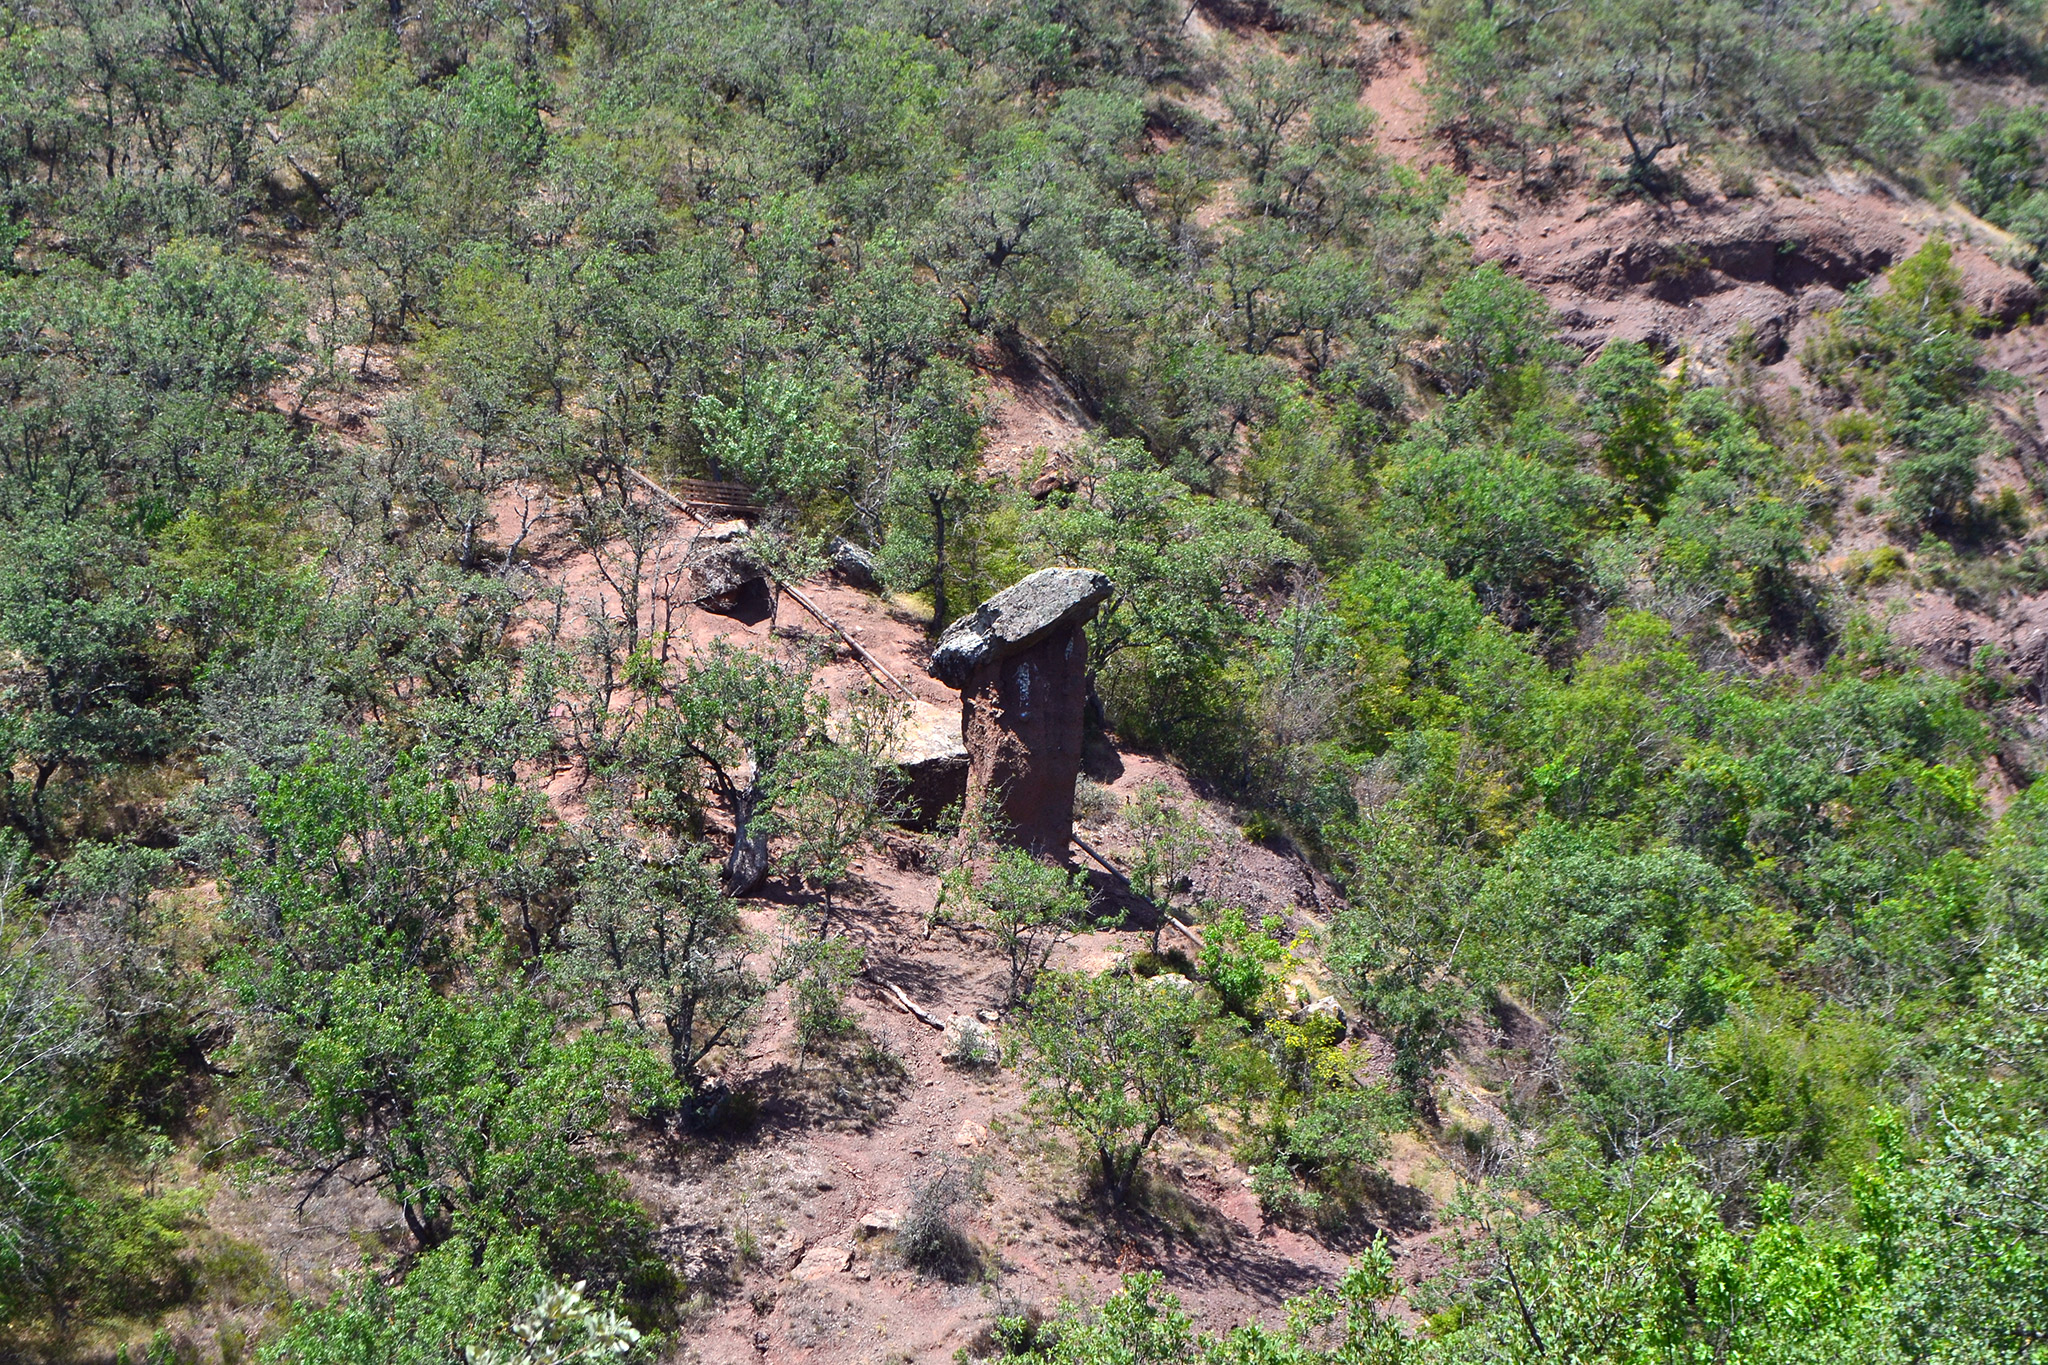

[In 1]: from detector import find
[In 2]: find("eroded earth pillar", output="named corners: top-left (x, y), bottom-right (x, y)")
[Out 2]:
top-left (929, 567), bottom-right (1112, 857)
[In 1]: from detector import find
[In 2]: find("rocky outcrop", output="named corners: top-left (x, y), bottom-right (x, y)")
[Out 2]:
top-left (1471, 184), bottom-right (2039, 366)
top-left (888, 699), bottom-right (969, 829)
top-left (932, 568), bottom-right (1112, 856)
top-left (686, 522), bottom-right (771, 619)
top-left (824, 696), bottom-right (967, 829)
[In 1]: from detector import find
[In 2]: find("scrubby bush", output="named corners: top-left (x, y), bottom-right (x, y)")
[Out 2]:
top-left (264, 1236), bottom-right (648, 1365)
top-left (1014, 971), bottom-right (1225, 1209)
top-left (895, 1162), bottom-right (981, 1281)
top-left (945, 846), bottom-right (1092, 1002)
top-left (775, 935), bottom-right (867, 1061)
top-left (1196, 905), bottom-right (1288, 1021)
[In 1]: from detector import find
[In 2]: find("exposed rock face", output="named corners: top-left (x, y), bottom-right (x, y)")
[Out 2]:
top-left (892, 702), bottom-right (969, 828)
top-left (1471, 185), bottom-right (2039, 366)
top-left (832, 697), bottom-right (967, 829)
top-left (1292, 995), bottom-right (1350, 1038)
top-left (828, 537), bottom-right (880, 590)
top-left (823, 699), bottom-right (966, 826)
top-left (687, 526), bottom-right (771, 619)
top-left (933, 568), bottom-right (1111, 856)
top-left (788, 1244), bottom-right (851, 1281)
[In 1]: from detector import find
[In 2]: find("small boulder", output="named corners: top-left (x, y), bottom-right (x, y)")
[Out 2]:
top-left (929, 568), bottom-right (1112, 688)
top-left (789, 1244), bottom-right (852, 1281)
top-left (938, 1014), bottom-right (995, 1066)
top-left (688, 537), bottom-right (771, 619)
top-left (828, 538), bottom-right (881, 590)
top-left (1292, 995), bottom-right (1350, 1036)
top-left (828, 697), bottom-right (967, 830)
top-left (857, 1210), bottom-right (901, 1237)
top-left (1029, 467), bottom-right (1076, 500)
top-left (954, 1119), bottom-right (989, 1150)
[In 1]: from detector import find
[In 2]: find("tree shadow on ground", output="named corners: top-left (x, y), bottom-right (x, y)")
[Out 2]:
top-left (1049, 1167), bottom-right (1332, 1306)
top-left (744, 1030), bottom-right (909, 1136)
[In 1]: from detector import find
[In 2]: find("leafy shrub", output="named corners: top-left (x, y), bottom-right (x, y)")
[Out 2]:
top-left (1844, 545), bottom-right (1910, 590)
top-left (895, 1163), bottom-right (981, 1281)
top-left (1925, 0), bottom-right (2042, 69)
top-left (943, 846), bottom-right (1090, 1002)
top-left (263, 1235), bottom-right (649, 1365)
top-left (1195, 905), bottom-right (1288, 1021)
top-left (775, 935), bottom-right (866, 1058)
top-left (1014, 971), bottom-right (1224, 1209)
top-left (1125, 783), bottom-right (1212, 954)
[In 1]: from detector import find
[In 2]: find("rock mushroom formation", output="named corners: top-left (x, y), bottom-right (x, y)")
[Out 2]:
top-left (930, 567), bottom-right (1112, 857)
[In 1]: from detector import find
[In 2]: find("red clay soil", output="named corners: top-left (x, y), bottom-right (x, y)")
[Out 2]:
top-left (1464, 180), bottom-right (2036, 376)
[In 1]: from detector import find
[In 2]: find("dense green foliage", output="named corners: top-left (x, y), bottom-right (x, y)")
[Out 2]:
top-left (0, 0), bottom-right (2046, 1356)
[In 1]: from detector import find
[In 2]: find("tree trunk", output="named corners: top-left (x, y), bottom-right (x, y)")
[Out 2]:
top-left (930, 497), bottom-right (949, 630)
top-left (724, 782), bottom-right (770, 896)
top-left (1112, 1145), bottom-right (1144, 1209)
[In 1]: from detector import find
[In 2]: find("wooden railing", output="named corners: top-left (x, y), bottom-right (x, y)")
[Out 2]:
top-left (664, 476), bottom-right (762, 511)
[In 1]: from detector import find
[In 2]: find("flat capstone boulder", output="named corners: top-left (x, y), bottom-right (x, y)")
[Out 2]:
top-left (929, 567), bottom-right (1112, 689)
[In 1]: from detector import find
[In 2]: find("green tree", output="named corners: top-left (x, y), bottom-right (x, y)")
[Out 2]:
top-left (0, 862), bottom-right (89, 1324)
top-left (1027, 440), bottom-right (1292, 744)
top-left (1014, 970), bottom-right (1223, 1208)
top-left (774, 933), bottom-right (866, 1062)
top-left (692, 366), bottom-right (848, 506)
top-left (264, 1234), bottom-right (645, 1365)
top-left (771, 685), bottom-right (901, 928)
top-left (1434, 263), bottom-right (1566, 403)
top-left (990, 1244), bottom-right (1411, 1364)
top-left (1804, 242), bottom-right (1988, 531)
top-left (638, 643), bottom-right (822, 897)
top-left (566, 837), bottom-right (764, 1094)
top-left (879, 358), bottom-right (986, 630)
top-left (0, 519), bottom-right (179, 832)
top-left (943, 846), bottom-right (1091, 1002)
top-left (240, 966), bottom-right (670, 1261)
top-left (1196, 905), bottom-right (1285, 1021)
top-left (1126, 782), bottom-right (1211, 956)
top-left (1426, 1158), bottom-right (1886, 1364)
top-left (1329, 798), bottom-right (1490, 1117)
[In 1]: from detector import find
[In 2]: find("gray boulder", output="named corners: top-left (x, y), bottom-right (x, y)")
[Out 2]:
top-left (687, 535), bottom-right (772, 620)
top-left (929, 567), bottom-right (1112, 689)
top-left (688, 539), bottom-right (762, 598)
top-left (1291, 995), bottom-right (1350, 1037)
top-left (829, 538), bottom-right (881, 590)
